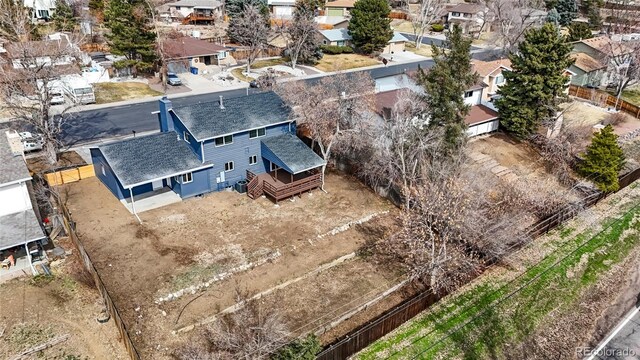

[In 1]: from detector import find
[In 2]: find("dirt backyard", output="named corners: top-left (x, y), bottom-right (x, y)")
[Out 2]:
top-left (0, 246), bottom-right (128, 360)
top-left (64, 171), bottom-right (401, 358)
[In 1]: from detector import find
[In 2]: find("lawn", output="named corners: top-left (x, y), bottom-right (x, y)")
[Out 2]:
top-left (356, 182), bottom-right (640, 359)
top-left (252, 57), bottom-right (287, 69)
top-left (621, 88), bottom-right (640, 106)
top-left (315, 54), bottom-right (380, 72)
top-left (231, 67), bottom-right (255, 82)
top-left (404, 42), bottom-right (433, 57)
top-left (94, 82), bottom-right (162, 104)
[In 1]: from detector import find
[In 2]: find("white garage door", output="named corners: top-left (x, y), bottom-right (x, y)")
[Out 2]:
top-left (274, 6), bottom-right (292, 16)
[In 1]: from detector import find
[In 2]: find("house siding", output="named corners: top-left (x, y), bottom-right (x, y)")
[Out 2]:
top-left (202, 122), bottom-right (294, 189)
top-left (464, 88), bottom-right (483, 106)
top-left (174, 168), bottom-right (211, 198)
top-left (171, 113), bottom-right (203, 160)
top-left (91, 148), bottom-right (126, 200)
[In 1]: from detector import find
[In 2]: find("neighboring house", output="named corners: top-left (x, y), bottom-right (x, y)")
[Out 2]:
top-left (0, 130), bottom-right (47, 281)
top-left (315, 16), bottom-right (350, 29)
top-left (571, 36), bottom-right (635, 88)
top-left (24, 0), bottom-right (56, 22)
top-left (319, 28), bottom-right (352, 46)
top-left (382, 32), bottom-right (409, 54)
top-left (471, 58), bottom-right (512, 101)
top-left (2, 35), bottom-right (79, 70)
top-left (163, 36), bottom-right (230, 72)
top-left (91, 92), bottom-right (326, 214)
top-left (569, 52), bottom-right (607, 87)
top-left (268, 0), bottom-right (296, 18)
top-left (324, 0), bottom-right (357, 17)
top-left (161, 0), bottom-right (223, 24)
top-left (443, 3), bottom-right (486, 34)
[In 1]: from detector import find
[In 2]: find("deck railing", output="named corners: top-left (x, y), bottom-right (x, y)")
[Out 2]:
top-left (262, 172), bottom-right (322, 202)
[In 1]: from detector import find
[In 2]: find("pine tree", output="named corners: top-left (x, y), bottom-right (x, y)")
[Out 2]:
top-left (418, 25), bottom-right (475, 154)
top-left (579, 125), bottom-right (624, 192)
top-left (568, 21), bottom-right (593, 41)
top-left (104, 0), bottom-right (157, 75)
top-left (555, 0), bottom-right (578, 26)
top-left (546, 8), bottom-right (560, 26)
top-left (583, 0), bottom-right (604, 29)
top-left (495, 23), bottom-right (574, 138)
top-left (52, 0), bottom-right (76, 32)
top-left (225, 0), bottom-right (268, 19)
top-left (348, 0), bottom-right (393, 54)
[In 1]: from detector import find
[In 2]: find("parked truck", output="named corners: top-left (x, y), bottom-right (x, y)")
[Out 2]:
top-left (61, 75), bottom-right (95, 104)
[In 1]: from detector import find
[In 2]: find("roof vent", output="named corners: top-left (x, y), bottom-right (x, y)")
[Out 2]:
top-left (219, 95), bottom-right (225, 110)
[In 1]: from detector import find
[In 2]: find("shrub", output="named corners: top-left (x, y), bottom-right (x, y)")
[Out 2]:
top-left (431, 23), bottom-right (444, 32)
top-left (320, 45), bottom-right (354, 54)
top-left (603, 112), bottom-right (627, 126)
top-left (272, 334), bottom-right (322, 360)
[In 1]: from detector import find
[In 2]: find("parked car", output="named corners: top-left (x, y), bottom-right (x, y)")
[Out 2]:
top-left (23, 139), bottom-right (44, 152)
top-left (167, 73), bottom-right (182, 86)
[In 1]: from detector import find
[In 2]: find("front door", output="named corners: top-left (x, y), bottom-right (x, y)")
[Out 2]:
top-left (152, 179), bottom-right (163, 190)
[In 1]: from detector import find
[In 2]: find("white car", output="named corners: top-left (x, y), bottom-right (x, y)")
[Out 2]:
top-left (23, 139), bottom-right (43, 152)
top-left (19, 132), bottom-right (34, 140)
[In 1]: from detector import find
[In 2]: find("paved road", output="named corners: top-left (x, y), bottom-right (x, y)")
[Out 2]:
top-left (60, 48), bottom-right (501, 146)
top-left (587, 305), bottom-right (640, 360)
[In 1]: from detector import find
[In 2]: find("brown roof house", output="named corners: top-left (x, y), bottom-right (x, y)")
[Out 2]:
top-left (324, 0), bottom-right (357, 17)
top-left (568, 52), bottom-right (607, 87)
top-left (162, 36), bottom-right (232, 72)
top-left (443, 3), bottom-right (488, 34)
top-left (471, 58), bottom-right (511, 101)
top-left (571, 36), bottom-right (635, 88)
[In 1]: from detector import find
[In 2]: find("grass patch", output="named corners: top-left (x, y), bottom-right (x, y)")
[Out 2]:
top-left (231, 67), bottom-right (256, 82)
top-left (170, 264), bottom-right (222, 291)
top-left (392, 20), bottom-right (415, 33)
top-left (8, 323), bottom-right (55, 352)
top-left (315, 54), bottom-right (380, 72)
top-left (620, 88), bottom-right (640, 106)
top-left (94, 82), bottom-right (162, 104)
top-left (357, 200), bottom-right (640, 359)
top-left (405, 42), bottom-right (433, 57)
top-left (252, 58), bottom-right (286, 69)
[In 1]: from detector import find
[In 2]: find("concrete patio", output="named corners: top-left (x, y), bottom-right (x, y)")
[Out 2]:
top-left (121, 187), bottom-right (182, 214)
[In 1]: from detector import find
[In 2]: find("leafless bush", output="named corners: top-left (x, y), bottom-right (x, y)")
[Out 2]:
top-left (174, 291), bottom-right (290, 360)
top-left (603, 112), bottom-right (628, 126)
top-left (531, 125), bottom-right (591, 186)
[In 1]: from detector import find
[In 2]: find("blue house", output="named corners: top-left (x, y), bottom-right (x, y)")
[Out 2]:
top-left (91, 91), bottom-right (326, 214)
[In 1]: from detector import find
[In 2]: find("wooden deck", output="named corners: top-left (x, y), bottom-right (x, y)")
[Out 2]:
top-left (247, 169), bottom-right (322, 202)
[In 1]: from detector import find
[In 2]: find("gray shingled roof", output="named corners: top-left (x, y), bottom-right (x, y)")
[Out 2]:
top-left (320, 28), bottom-right (352, 42)
top-left (261, 134), bottom-right (325, 174)
top-left (97, 131), bottom-right (211, 188)
top-left (171, 92), bottom-right (292, 141)
top-left (0, 210), bottom-right (45, 251)
top-left (0, 130), bottom-right (31, 186)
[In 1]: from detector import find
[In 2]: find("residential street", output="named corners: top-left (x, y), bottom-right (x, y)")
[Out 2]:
top-left (58, 49), bottom-right (501, 146)
top-left (588, 306), bottom-right (640, 360)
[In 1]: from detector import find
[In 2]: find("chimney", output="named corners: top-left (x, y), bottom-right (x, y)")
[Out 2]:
top-left (158, 96), bottom-right (174, 133)
top-left (219, 95), bottom-right (225, 110)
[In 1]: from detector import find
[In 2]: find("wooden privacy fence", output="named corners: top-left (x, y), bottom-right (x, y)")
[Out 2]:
top-left (317, 169), bottom-right (640, 360)
top-left (230, 47), bottom-right (282, 61)
top-left (389, 11), bottom-right (409, 20)
top-left (59, 203), bottom-right (141, 360)
top-left (569, 85), bottom-right (640, 119)
top-left (45, 165), bottom-right (95, 187)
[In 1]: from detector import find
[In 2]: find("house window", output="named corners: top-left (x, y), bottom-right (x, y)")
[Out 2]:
top-left (452, 12), bottom-right (461, 17)
top-left (101, 165), bottom-right (106, 176)
top-left (270, 162), bottom-right (279, 171)
top-left (214, 135), bottom-right (233, 146)
top-left (37, 10), bottom-right (49, 18)
top-left (249, 128), bottom-right (266, 138)
top-left (184, 131), bottom-right (191, 143)
top-left (464, 91), bottom-right (474, 98)
top-left (495, 74), bottom-right (505, 85)
top-left (323, 40), bottom-right (328, 45)
top-left (182, 172), bottom-right (193, 184)
top-left (249, 155), bottom-right (257, 165)
top-left (175, 6), bottom-right (181, 9)
top-left (224, 161), bottom-right (234, 172)
top-left (337, 40), bottom-right (345, 46)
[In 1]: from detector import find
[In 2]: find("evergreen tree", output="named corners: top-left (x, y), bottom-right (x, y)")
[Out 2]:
top-left (555, 0), bottom-right (578, 26)
top-left (104, 0), bottom-right (157, 75)
top-left (418, 25), bottom-right (475, 154)
top-left (546, 8), bottom-right (560, 26)
top-left (579, 125), bottom-right (624, 192)
top-left (348, 0), bottom-right (393, 54)
top-left (273, 334), bottom-right (322, 360)
top-left (568, 21), bottom-right (593, 41)
top-left (225, 0), bottom-right (268, 19)
top-left (495, 23), bottom-right (574, 138)
top-left (583, 0), bottom-right (604, 29)
top-left (52, 0), bottom-right (76, 31)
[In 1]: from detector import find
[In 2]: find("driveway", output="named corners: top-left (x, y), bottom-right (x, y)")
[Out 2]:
top-left (587, 306), bottom-right (640, 360)
top-left (400, 32), bottom-right (482, 50)
top-left (379, 51), bottom-right (428, 63)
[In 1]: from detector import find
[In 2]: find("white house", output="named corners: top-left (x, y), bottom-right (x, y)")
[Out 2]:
top-left (444, 3), bottom-right (486, 34)
top-left (268, 0), bottom-right (296, 18)
top-left (24, 0), bottom-right (56, 22)
top-left (0, 130), bottom-right (47, 281)
top-left (161, 0), bottom-right (223, 24)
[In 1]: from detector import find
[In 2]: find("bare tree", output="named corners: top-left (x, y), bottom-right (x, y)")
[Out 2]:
top-left (404, 0), bottom-right (447, 49)
top-left (604, 0), bottom-right (640, 34)
top-left (175, 292), bottom-right (290, 360)
top-left (277, 72), bottom-right (377, 189)
top-left (0, 0), bottom-right (33, 41)
top-left (486, 0), bottom-right (547, 54)
top-left (0, 32), bottom-right (86, 166)
top-left (601, 40), bottom-right (640, 102)
top-left (278, 5), bottom-right (320, 70)
top-left (227, 4), bottom-right (269, 73)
